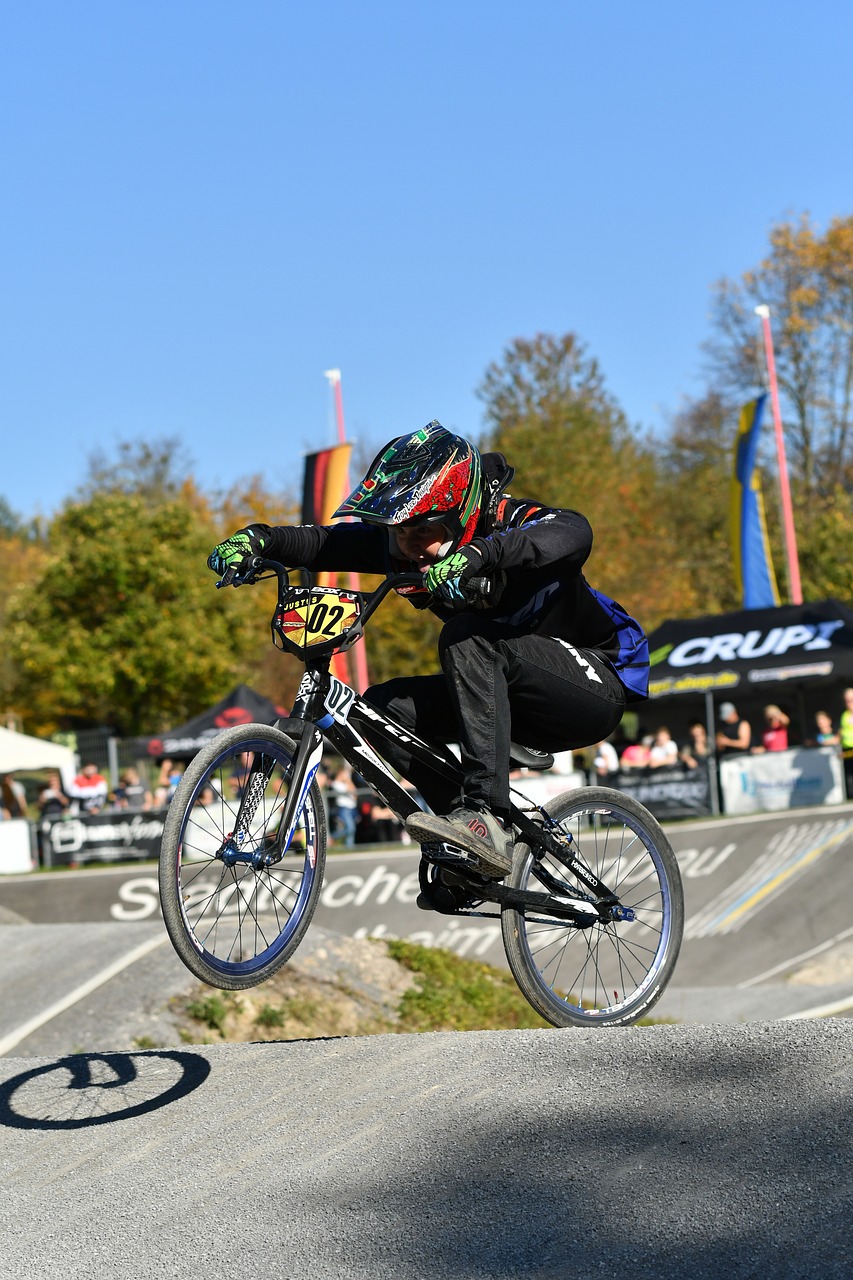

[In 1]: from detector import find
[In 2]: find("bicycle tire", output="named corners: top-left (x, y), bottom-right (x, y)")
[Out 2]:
top-left (501, 787), bottom-right (683, 1027)
top-left (159, 722), bottom-right (326, 989)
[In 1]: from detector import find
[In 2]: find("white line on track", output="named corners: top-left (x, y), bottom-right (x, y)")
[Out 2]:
top-left (782, 993), bottom-right (853, 1020)
top-left (737, 923), bottom-right (853, 989)
top-left (0, 933), bottom-right (167, 1057)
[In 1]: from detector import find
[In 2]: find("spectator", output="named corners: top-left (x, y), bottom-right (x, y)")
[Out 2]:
top-left (619, 736), bottom-right (652, 769)
top-left (330, 765), bottom-right (358, 847)
top-left (648, 727), bottom-right (678, 769)
top-left (592, 739), bottom-right (620, 778)
top-left (752, 705), bottom-right (790, 754)
top-left (681, 721), bottom-right (710, 769)
top-left (195, 784), bottom-right (217, 807)
top-left (69, 762), bottom-right (108, 814)
top-left (813, 710), bottom-right (840, 747)
top-left (226, 753), bottom-right (252, 802)
top-left (1, 774), bottom-right (28, 819)
top-left (153, 759), bottom-right (185, 806)
top-left (715, 702), bottom-right (751, 755)
top-left (37, 771), bottom-right (69, 819)
top-left (369, 800), bottom-right (401, 844)
top-left (115, 767), bottom-right (153, 810)
top-left (839, 689), bottom-right (853, 799)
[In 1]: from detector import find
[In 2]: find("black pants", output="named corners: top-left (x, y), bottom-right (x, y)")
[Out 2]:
top-left (364, 613), bottom-right (626, 818)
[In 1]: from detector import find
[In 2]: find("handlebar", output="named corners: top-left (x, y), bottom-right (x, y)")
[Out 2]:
top-left (215, 558), bottom-right (497, 607)
top-left (214, 558), bottom-right (501, 660)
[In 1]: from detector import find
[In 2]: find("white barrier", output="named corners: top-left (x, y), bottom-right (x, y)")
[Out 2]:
top-left (720, 747), bottom-right (844, 815)
top-left (0, 820), bottom-right (35, 873)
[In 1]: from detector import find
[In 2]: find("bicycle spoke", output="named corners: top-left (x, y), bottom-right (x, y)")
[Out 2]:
top-left (503, 789), bottom-right (683, 1026)
top-left (163, 729), bottom-right (326, 984)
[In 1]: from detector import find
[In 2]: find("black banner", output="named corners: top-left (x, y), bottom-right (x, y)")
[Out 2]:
top-left (39, 810), bottom-right (168, 867)
top-left (608, 760), bottom-right (713, 821)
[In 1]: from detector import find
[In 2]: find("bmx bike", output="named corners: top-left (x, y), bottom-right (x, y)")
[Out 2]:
top-left (158, 561), bottom-right (683, 1028)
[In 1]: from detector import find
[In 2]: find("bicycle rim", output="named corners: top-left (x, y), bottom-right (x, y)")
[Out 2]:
top-left (159, 727), bottom-right (326, 989)
top-left (502, 788), bottom-right (683, 1027)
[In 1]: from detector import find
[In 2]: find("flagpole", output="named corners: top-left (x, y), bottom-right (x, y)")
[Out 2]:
top-left (754, 305), bottom-right (803, 605)
top-left (323, 369), bottom-right (371, 694)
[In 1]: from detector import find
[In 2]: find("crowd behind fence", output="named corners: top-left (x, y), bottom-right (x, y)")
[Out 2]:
top-left (1, 713), bottom-right (850, 873)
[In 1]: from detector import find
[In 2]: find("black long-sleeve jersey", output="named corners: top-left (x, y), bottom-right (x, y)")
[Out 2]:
top-left (258, 459), bottom-right (649, 702)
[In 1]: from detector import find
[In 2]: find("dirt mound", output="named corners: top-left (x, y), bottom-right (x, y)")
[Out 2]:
top-left (172, 927), bottom-right (419, 1044)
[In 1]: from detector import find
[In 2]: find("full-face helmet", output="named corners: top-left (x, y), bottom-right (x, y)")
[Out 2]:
top-left (334, 421), bottom-right (483, 554)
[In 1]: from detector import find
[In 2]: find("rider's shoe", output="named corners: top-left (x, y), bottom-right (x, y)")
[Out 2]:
top-left (406, 807), bottom-right (513, 879)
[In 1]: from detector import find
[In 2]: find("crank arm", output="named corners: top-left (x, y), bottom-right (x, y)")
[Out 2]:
top-left (468, 879), bottom-right (605, 924)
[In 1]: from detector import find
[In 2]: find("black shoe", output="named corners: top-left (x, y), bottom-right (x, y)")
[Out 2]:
top-left (406, 807), bottom-right (513, 879)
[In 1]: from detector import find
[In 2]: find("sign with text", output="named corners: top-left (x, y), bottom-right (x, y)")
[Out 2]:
top-left (610, 761), bottom-right (714, 821)
top-left (720, 746), bottom-right (844, 816)
top-left (40, 810), bottom-right (168, 867)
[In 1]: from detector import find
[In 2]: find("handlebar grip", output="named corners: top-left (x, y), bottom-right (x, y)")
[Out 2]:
top-left (466, 576), bottom-right (493, 600)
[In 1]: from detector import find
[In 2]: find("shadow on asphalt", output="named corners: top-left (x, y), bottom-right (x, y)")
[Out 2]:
top-left (292, 1032), bottom-right (853, 1278)
top-left (0, 1049), bottom-right (211, 1129)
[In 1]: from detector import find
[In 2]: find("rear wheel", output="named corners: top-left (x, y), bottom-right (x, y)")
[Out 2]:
top-left (158, 723), bottom-right (326, 989)
top-left (502, 787), bottom-right (683, 1027)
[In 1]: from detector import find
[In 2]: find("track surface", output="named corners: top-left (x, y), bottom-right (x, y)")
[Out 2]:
top-left (3, 1022), bottom-right (853, 1279)
top-left (4, 806), bottom-right (853, 1277)
top-left (4, 804), bottom-right (853, 1057)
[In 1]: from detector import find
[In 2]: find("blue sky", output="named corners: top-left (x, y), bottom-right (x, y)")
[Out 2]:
top-left (2, 2), bottom-right (851, 517)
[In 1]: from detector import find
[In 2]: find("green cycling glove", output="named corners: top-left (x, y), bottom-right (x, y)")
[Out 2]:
top-left (207, 526), bottom-right (270, 577)
top-left (423, 547), bottom-right (481, 606)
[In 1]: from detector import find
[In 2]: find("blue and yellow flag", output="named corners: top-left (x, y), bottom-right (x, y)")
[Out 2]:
top-left (730, 394), bottom-right (780, 609)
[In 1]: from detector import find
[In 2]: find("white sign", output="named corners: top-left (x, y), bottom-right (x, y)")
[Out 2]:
top-left (0, 820), bottom-right (34, 874)
top-left (720, 747), bottom-right (844, 815)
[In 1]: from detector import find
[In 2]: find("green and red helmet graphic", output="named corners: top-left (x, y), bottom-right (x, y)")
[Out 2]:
top-left (334, 421), bottom-right (483, 550)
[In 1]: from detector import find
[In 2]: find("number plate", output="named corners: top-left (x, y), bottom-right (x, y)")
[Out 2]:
top-left (276, 588), bottom-right (360, 648)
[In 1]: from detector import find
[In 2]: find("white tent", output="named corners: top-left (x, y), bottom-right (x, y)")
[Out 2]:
top-left (0, 728), bottom-right (76, 786)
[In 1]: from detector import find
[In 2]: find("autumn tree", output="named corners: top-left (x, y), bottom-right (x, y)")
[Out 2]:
top-left (655, 391), bottom-right (745, 616)
top-left (0, 510), bottom-right (49, 721)
top-left (708, 212), bottom-right (853, 497)
top-left (477, 332), bottom-right (694, 628)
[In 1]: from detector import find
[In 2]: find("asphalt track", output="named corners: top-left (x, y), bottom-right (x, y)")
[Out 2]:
top-left (4, 805), bottom-right (853, 1277)
top-left (3, 1023), bottom-right (853, 1279)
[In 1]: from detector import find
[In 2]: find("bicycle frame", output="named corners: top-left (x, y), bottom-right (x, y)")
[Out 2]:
top-left (262, 667), bottom-right (619, 922)
top-left (227, 561), bottom-right (622, 920)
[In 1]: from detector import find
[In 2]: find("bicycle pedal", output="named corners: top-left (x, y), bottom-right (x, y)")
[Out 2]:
top-left (420, 843), bottom-right (471, 868)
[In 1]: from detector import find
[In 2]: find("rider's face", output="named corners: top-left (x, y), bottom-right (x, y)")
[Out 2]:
top-left (395, 522), bottom-right (450, 568)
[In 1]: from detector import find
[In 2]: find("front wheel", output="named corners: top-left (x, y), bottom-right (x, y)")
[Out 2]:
top-left (158, 722), bottom-right (326, 989)
top-left (502, 787), bottom-right (683, 1027)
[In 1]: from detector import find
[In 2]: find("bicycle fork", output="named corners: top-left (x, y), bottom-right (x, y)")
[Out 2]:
top-left (219, 722), bottom-right (324, 869)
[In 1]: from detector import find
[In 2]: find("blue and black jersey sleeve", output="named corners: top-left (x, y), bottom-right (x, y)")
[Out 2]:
top-left (470, 501), bottom-right (593, 575)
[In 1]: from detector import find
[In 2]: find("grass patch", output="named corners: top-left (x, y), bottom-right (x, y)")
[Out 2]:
top-left (254, 1003), bottom-right (287, 1029)
top-left (386, 939), bottom-right (552, 1032)
top-left (185, 993), bottom-right (239, 1034)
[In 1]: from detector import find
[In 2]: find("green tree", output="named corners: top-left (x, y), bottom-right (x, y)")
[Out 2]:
top-left (79, 436), bottom-right (194, 501)
top-left (2, 485), bottom-right (261, 735)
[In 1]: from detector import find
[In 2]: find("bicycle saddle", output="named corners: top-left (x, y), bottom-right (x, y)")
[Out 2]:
top-left (509, 743), bottom-right (555, 771)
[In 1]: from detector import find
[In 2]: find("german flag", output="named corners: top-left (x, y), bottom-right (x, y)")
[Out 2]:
top-left (301, 444), bottom-right (353, 525)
